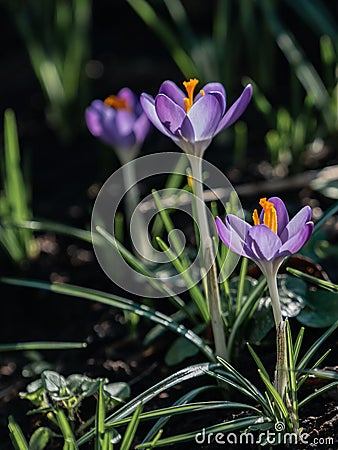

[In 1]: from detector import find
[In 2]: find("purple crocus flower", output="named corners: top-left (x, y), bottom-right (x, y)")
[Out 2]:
top-left (140, 78), bottom-right (252, 156)
top-left (216, 197), bottom-right (313, 273)
top-left (86, 88), bottom-right (151, 160)
top-left (216, 197), bottom-right (314, 326)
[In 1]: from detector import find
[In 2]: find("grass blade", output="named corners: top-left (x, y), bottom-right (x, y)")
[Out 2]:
top-left (246, 343), bottom-right (270, 380)
top-left (297, 319), bottom-right (338, 371)
top-left (135, 416), bottom-right (270, 448)
top-left (299, 381), bottom-right (338, 409)
top-left (95, 379), bottom-right (106, 450)
top-left (258, 370), bottom-right (288, 420)
top-left (1, 277), bottom-right (215, 363)
top-left (8, 416), bottom-right (29, 450)
top-left (120, 403), bottom-right (143, 450)
top-left (77, 363), bottom-right (217, 445)
top-left (55, 408), bottom-right (78, 450)
top-left (156, 236), bottom-right (209, 322)
top-left (0, 341), bottom-right (86, 352)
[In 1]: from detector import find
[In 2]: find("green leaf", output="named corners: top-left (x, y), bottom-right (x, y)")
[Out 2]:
top-left (297, 288), bottom-right (338, 327)
top-left (66, 374), bottom-right (102, 398)
top-left (120, 403), bottom-right (143, 450)
top-left (2, 277), bottom-right (215, 363)
top-left (29, 427), bottom-right (52, 450)
top-left (165, 336), bottom-right (200, 366)
top-left (135, 416), bottom-right (270, 448)
top-left (41, 371), bottom-right (69, 400)
top-left (77, 363), bottom-right (216, 446)
top-left (8, 416), bottom-right (29, 450)
top-left (104, 382), bottom-right (131, 402)
top-left (55, 409), bottom-right (78, 450)
top-left (95, 380), bottom-right (106, 450)
top-left (0, 341), bottom-right (86, 352)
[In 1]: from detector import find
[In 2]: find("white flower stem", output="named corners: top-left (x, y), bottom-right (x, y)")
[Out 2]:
top-left (188, 155), bottom-right (211, 257)
top-left (265, 267), bottom-right (287, 399)
top-left (189, 155), bottom-right (227, 360)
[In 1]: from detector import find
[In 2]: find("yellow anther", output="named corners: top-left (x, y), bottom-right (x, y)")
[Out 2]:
top-left (104, 95), bottom-right (130, 111)
top-left (258, 197), bottom-right (278, 234)
top-left (252, 209), bottom-right (260, 225)
top-left (183, 78), bottom-right (199, 113)
top-left (187, 174), bottom-right (194, 189)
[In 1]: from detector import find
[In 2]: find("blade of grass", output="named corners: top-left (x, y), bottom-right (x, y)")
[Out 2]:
top-left (156, 236), bottom-right (209, 322)
top-left (8, 416), bottom-right (29, 450)
top-left (135, 416), bottom-right (270, 448)
top-left (1, 277), bottom-right (215, 363)
top-left (95, 380), bottom-right (106, 450)
top-left (77, 363), bottom-right (218, 445)
top-left (287, 267), bottom-right (338, 292)
top-left (299, 381), bottom-right (338, 409)
top-left (142, 385), bottom-right (218, 443)
top-left (120, 403), bottom-right (143, 450)
top-left (126, 0), bottom-right (198, 78)
top-left (95, 226), bottom-right (196, 323)
top-left (246, 343), bottom-right (270, 380)
top-left (110, 401), bottom-right (261, 428)
top-left (297, 319), bottom-right (338, 371)
top-left (55, 408), bottom-right (78, 450)
top-left (0, 341), bottom-right (86, 352)
top-left (258, 370), bottom-right (288, 420)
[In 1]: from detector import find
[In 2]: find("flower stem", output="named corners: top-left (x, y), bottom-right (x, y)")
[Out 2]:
top-left (265, 268), bottom-right (287, 398)
top-left (189, 155), bottom-right (227, 359)
top-left (188, 155), bottom-right (211, 258)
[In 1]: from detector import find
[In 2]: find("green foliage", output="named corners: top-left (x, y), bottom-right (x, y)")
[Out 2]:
top-left (0, 109), bottom-right (37, 263)
top-left (5, 0), bottom-right (91, 140)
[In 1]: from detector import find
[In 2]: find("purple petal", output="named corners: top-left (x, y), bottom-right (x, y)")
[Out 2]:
top-left (258, 197), bottom-right (289, 235)
top-left (188, 94), bottom-right (222, 140)
top-left (215, 217), bottom-right (247, 256)
top-left (280, 206), bottom-right (312, 242)
top-left (215, 84), bottom-right (252, 134)
top-left (278, 222), bottom-right (314, 257)
top-left (247, 225), bottom-right (282, 261)
top-left (115, 110), bottom-right (135, 136)
top-left (155, 94), bottom-right (186, 135)
top-left (133, 112), bottom-right (151, 145)
top-left (180, 115), bottom-right (195, 142)
top-left (118, 87), bottom-right (137, 110)
top-left (195, 83), bottom-right (226, 113)
top-left (268, 197), bottom-right (289, 234)
top-left (85, 102), bottom-right (106, 137)
top-left (159, 80), bottom-right (186, 107)
top-left (140, 93), bottom-right (173, 138)
top-left (226, 214), bottom-right (251, 241)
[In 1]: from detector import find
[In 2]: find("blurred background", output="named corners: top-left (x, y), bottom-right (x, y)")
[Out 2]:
top-left (0, 0), bottom-right (337, 225)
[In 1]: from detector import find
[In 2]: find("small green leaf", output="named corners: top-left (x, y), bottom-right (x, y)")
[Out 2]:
top-left (8, 416), bottom-right (29, 450)
top-left (120, 403), bottom-right (143, 450)
top-left (41, 371), bottom-right (69, 400)
top-left (298, 289), bottom-right (338, 327)
top-left (104, 382), bottom-right (131, 401)
top-left (165, 336), bottom-right (200, 366)
top-left (29, 427), bottom-right (52, 450)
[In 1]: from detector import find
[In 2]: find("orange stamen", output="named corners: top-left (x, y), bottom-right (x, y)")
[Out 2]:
top-left (183, 78), bottom-right (200, 113)
top-left (104, 95), bottom-right (130, 111)
top-left (259, 197), bottom-right (278, 234)
top-left (252, 209), bottom-right (260, 225)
